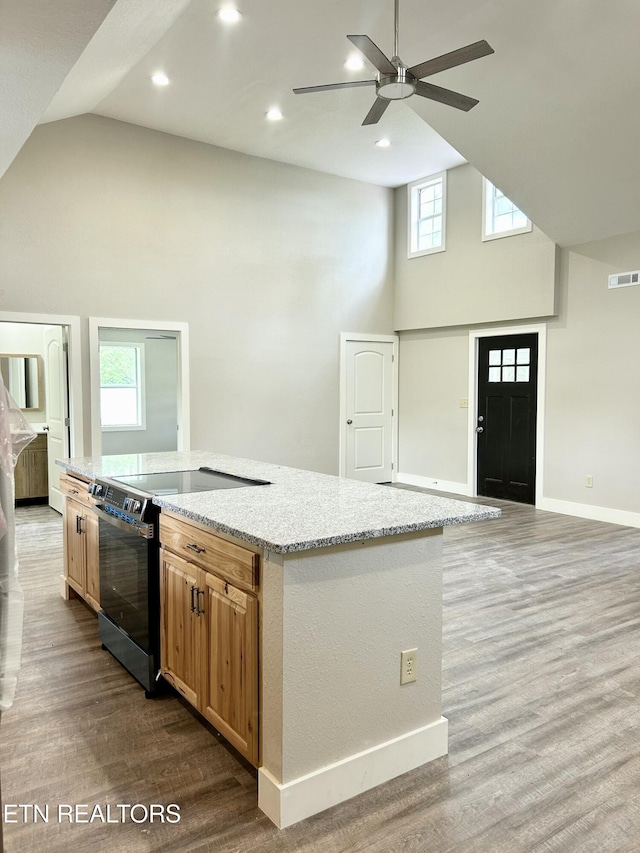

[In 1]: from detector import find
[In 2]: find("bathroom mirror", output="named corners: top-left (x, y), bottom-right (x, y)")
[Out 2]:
top-left (0, 354), bottom-right (44, 410)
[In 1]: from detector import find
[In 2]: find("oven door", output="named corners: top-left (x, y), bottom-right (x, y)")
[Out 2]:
top-left (94, 505), bottom-right (157, 653)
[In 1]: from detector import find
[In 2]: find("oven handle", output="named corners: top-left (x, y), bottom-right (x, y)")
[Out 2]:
top-left (92, 504), bottom-right (155, 540)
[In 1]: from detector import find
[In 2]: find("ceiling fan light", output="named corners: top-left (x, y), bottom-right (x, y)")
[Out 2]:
top-left (376, 138), bottom-right (391, 148)
top-left (217, 6), bottom-right (242, 23)
top-left (266, 107), bottom-right (283, 121)
top-left (377, 75), bottom-right (416, 100)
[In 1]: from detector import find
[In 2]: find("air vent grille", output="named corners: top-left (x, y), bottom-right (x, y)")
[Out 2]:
top-left (608, 270), bottom-right (640, 289)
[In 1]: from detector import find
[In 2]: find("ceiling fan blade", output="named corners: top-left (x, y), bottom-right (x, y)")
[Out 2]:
top-left (408, 40), bottom-right (494, 80)
top-left (414, 80), bottom-right (479, 111)
top-left (293, 79), bottom-right (376, 95)
top-left (362, 97), bottom-right (391, 125)
top-left (347, 35), bottom-right (396, 75)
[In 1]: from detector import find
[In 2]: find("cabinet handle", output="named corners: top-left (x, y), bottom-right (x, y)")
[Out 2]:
top-left (185, 542), bottom-right (205, 554)
top-left (190, 584), bottom-right (197, 613)
top-left (76, 515), bottom-right (83, 534)
top-left (197, 589), bottom-right (205, 616)
top-left (69, 488), bottom-right (79, 495)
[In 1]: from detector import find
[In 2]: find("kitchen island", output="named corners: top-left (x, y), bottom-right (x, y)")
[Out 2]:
top-left (59, 450), bottom-right (500, 828)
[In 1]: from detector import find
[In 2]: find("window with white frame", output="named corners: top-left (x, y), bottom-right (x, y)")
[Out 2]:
top-left (482, 178), bottom-right (532, 240)
top-left (99, 342), bottom-right (145, 430)
top-left (408, 172), bottom-right (446, 258)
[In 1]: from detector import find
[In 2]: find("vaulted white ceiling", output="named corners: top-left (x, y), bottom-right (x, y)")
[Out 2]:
top-left (6, 0), bottom-right (640, 247)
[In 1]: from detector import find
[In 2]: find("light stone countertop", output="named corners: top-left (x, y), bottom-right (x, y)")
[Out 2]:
top-left (58, 451), bottom-right (501, 554)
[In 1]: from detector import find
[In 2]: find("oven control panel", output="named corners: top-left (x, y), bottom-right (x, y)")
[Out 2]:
top-left (90, 480), bottom-right (152, 523)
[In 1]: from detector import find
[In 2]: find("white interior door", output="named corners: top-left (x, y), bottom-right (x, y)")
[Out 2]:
top-left (344, 339), bottom-right (395, 483)
top-left (44, 326), bottom-right (68, 513)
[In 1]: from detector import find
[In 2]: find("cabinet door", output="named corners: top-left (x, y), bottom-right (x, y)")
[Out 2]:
top-left (200, 572), bottom-right (258, 765)
top-left (160, 550), bottom-right (202, 706)
top-left (14, 453), bottom-right (29, 500)
top-left (64, 499), bottom-right (85, 595)
top-left (29, 445), bottom-right (49, 497)
top-left (83, 509), bottom-right (100, 610)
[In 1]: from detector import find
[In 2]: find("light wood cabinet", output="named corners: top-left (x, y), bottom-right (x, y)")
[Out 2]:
top-left (160, 550), bottom-right (201, 707)
top-left (200, 570), bottom-right (258, 762)
top-left (15, 433), bottom-right (48, 501)
top-left (160, 512), bottom-right (260, 766)
top-left (61, 474), bottom-right (100, 611)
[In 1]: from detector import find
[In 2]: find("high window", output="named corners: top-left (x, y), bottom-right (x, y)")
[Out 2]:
top-left (408, 172), bottom-right (446, 258)
top-left (482, 179), bottom-right (532, 240)
top-left (99, 343), bottom-right (145, 430)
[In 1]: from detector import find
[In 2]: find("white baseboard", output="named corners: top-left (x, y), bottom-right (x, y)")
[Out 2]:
top-left (538, 497), bottom-right (640, 529)
top-left (258, 716), bottom-right (448, 829)
top-left (397, 472), bottom-right (472, 497)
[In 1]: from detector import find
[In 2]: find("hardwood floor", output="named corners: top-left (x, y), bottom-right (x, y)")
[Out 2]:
top-left (2, 500), bottom-right (640, 851)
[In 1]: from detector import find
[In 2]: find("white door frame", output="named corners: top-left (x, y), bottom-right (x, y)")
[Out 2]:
top-left (0, 311), bottom-right (84, 458)
top-left (339, 332), bottom-right (399, 481)
top-left (89, 317), bottom-right (190, 457)
top-left (468, 322), bottom-right (547, 506)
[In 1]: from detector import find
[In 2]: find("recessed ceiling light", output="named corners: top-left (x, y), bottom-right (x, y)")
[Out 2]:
top-left (266, 107), bottom-right (283, 121)
top-left (376, 138), bottom-right (391, 148)
top-left (217, 6), bottom-right (242, 23)
top-left (345, 55), bottom-right (365, 71)
top-left (151, 72), bottom-right (170, 86)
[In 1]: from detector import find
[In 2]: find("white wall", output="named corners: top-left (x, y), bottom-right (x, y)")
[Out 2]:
top-left (398, 327), bottom-right (469, 488)
top-left (544, 232), bottom-right (640, 516)
top-left (394, 163), bottom-right (557, 331)
top-left (0, 114), bottom-right (394, 473)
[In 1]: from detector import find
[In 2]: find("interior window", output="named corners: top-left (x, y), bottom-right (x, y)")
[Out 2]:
top-left (99, 343), bottom-right (145, 429)
top-left (482, 178), bottom-right (532, 241)
top-left (408, 172), bottom-right (446, 258)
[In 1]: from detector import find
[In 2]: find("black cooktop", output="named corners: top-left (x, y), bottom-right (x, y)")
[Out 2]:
top-left (112, 467), bottom-right (270, 496)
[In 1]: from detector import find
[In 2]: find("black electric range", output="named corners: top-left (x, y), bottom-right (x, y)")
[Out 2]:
top-left (90, 467), bottom-right (270, 694)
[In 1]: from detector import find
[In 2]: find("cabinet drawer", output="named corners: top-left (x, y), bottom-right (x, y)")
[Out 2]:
top-left (60, 473), bottom-right (94, 508)
top-left (160, 513), bottom-right (259, 591)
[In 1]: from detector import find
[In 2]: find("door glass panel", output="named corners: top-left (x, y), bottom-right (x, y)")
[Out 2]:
top-left (489, 350), bottom-right (501, 366)
top-left (502, 349), bottom-right (516, 366)
top-left (517, 348), bottom-right (530, 365)
top-left (516, 366), bottom-right (530, 382)
top-left (488, 366), bottom-right (501, 382)
top-left (502, 366), bottom-right (515, 382)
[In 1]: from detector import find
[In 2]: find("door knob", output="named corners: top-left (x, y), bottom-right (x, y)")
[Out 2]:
top-left (347, 419), bottom-right (353, 425)
top-left (43, 425), bottom-right (50, 431)
top-left (476, 426), bottom-right (484, 433)
top-left (477, 415), bottom-right (484, 423)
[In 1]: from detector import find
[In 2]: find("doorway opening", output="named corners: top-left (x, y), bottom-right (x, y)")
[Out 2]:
top-left (89, 318), bottom-right (190, 457)
top-left (0, 314), bottom-right (83, 513)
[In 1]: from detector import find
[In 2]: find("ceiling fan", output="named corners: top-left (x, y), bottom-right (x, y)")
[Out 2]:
top-left (293, 0), bottom-right (494, 125)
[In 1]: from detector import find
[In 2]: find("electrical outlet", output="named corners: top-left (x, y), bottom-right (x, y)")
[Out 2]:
top-left (585, 475), bottom-right (593, 488)
top-left (400, 648), bottom-right (418, 685)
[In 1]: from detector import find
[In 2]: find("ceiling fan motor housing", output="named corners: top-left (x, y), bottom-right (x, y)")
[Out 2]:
top-left (377, 65), bottom-right (416, 100)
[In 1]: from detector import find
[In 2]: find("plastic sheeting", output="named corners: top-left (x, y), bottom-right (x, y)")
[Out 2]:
top-left (0, 376), bottom-right (36, 713)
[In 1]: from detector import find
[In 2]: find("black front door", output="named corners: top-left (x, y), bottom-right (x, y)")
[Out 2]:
top-left (477, 333), bottom-right (538, 504)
